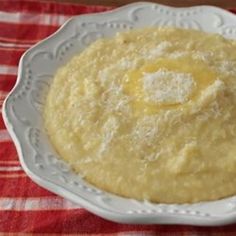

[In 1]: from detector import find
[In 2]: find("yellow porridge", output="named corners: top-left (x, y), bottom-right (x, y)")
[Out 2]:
top-left (44, 27), bottom-right (236, 203)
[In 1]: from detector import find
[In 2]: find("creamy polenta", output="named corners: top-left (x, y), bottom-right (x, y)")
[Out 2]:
top-left (44, 28), bottom-right (236, 203)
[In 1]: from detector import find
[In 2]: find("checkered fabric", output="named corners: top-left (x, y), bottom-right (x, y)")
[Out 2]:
top-left (1, 0), bottom-right (236, 235)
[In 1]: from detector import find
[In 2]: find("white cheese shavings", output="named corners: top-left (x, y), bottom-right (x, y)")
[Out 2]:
top-left (141, 41), bottom-right (172, 59)
top-left (143, 69), bottom-right (196, 104)
top-left (99, 116), bottom-right (119, 156)
top-left (98, 68), bottom-right (110, 86)
top-left (133, 115), bottom-right (160, 144)
top-left (192, 51), bottom-right (213, 62)
top-left (118, 58), bottom-right (139, 70)
top-left (145, 151), bottom-right (162, 162)
top-left (193, 79), bottom-right (226, 119)
top-left (98, 58), bottom-right (138, 86)
top-left (218, 61), bottom-right (236, 75)
top-left (168, 51), bottom-right (188, 59)
top-left (198, 79), bottom-right (225, 104)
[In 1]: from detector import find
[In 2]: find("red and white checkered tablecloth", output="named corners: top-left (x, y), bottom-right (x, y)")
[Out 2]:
top-left (1, 0), bottom-right (236, 235)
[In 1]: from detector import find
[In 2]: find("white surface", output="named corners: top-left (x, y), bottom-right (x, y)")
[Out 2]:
top-left (3, 2), bottom-right (236, 225)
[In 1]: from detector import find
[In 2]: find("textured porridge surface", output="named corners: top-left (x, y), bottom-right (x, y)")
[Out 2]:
top-left (44, 28), bottom-right (236, 203)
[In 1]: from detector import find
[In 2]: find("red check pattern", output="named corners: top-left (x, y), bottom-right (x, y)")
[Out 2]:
top-left (1, 0), bottom-right (236, 234)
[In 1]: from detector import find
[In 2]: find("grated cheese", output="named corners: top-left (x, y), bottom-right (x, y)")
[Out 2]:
top-left (168, 51), bottom-right (188, 59)
top-left (192, 51), bottom-right (213, 62)
top-left (99, 116), bottom-right (119, 156)
top-left (145, 151), bottom-right (162, 162)
top-left (117, 58), bottom-right (139, 70)
top-left (98, 58), bottom-right (138, 85)
top-left (218, 60), bottom-right (236, 75)
top-left (143, 69), bottom-right (196, 104)
top-left (141, 41), bottom-right (172, 59)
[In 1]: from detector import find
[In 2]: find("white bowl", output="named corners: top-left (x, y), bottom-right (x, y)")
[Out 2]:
top-left (3, 2), bottom-right (236, 225)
